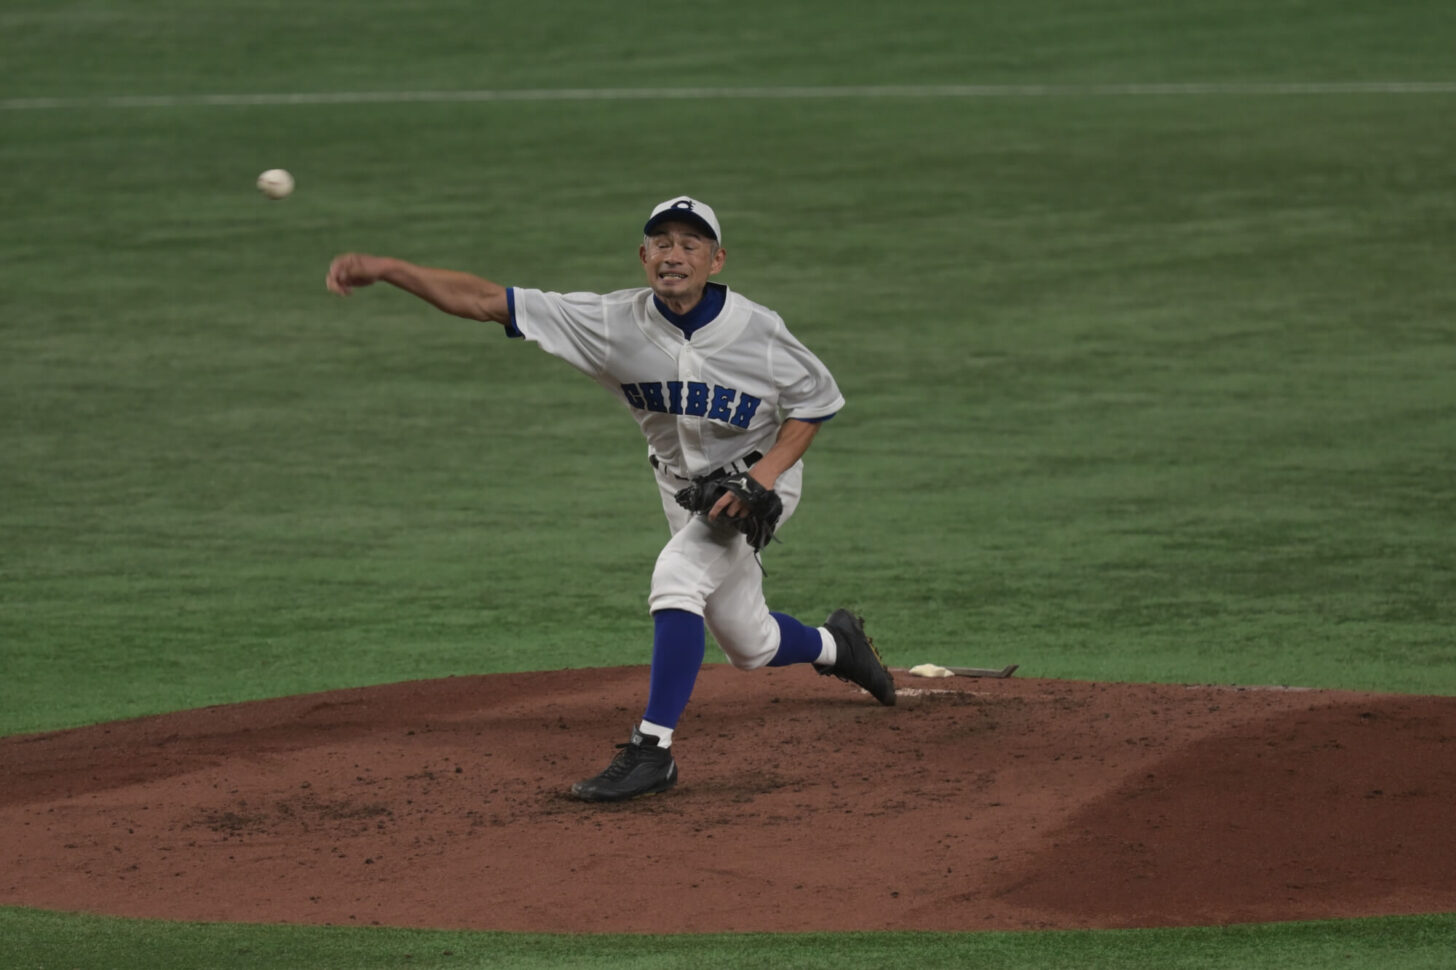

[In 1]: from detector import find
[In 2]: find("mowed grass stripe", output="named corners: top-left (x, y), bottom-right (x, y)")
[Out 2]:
top-left (5, 81), bottom-right (1456, 111)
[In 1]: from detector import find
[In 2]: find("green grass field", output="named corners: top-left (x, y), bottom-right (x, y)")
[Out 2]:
top-left (3, 0), bottom-right (1454, 966)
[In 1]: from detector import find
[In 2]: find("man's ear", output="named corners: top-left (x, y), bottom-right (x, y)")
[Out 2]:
top-left (709, 246), bottom-right (727, 275)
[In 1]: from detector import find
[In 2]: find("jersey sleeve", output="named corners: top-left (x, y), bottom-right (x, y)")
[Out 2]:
top-left (773, 325), bottom-right (846, 421)
top-left (507, 287), bottom-right (610, 377)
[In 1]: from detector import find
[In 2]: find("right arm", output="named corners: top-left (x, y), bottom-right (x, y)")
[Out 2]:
top-left (325, 253), bottom-right (511, 324)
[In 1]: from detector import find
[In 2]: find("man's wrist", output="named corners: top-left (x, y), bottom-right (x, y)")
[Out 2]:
top-left (376, 257), bottom-right (406, 283)
top-left (749, 462), bottom-right (784, 490)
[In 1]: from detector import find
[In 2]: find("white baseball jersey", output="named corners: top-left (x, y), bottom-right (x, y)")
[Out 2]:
top-left (507, 285), bottom-right (844, 479)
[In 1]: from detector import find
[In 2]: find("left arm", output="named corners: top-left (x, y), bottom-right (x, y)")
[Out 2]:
top-left (709, 418), bottom-right (822, 520)
top-left (748, 418), bottom-right (821, 491)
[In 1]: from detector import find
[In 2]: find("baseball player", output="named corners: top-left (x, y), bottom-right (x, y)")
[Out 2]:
top-left (325, 196), bottom-right (895, 802)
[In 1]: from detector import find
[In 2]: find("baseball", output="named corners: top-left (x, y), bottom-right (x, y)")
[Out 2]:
top-left (256, 168), bottom-right (295, 200)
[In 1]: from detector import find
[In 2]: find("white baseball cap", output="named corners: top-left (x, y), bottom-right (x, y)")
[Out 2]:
top-left (643, 196), bottom-right (722, 243)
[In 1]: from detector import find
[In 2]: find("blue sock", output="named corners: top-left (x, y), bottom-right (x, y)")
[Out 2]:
top-left (767, 612), bottom-right (823, 667)
top-left (643, 609), bottom-right (707, 730)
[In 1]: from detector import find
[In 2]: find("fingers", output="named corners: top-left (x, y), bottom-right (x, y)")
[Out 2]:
top-left (325, 253), bottom-right (378, 296)
top-left (707, 493), bottom-right (744, 521)
top-left (325, 255), bottom-right (354, 295)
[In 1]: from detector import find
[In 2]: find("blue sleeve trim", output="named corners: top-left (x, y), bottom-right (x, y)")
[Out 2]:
top-left (504, 287), bottom-right (522, 338)
top-left (798, 413), bottom-right (836, 424)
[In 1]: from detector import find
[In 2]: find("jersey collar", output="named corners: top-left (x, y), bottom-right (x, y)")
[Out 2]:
top-left (652, 282), bottom-right (727, 339)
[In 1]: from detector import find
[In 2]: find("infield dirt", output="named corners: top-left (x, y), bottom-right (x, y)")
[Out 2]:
top-left (2, 667), bottom-right (1453, 932)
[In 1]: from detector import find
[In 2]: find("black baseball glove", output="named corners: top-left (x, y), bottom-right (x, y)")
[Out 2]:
top-left (675, 471), bottom-right (783, 552)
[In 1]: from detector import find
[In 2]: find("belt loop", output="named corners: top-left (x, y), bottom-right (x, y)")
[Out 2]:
top-left (726, 450), bottom-right (763, 476)
top-left (650, 454), bottom-right (690, 481)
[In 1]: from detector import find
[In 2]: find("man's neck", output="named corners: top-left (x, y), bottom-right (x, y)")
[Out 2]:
top-left (656, 291), bottom-right (704, 316)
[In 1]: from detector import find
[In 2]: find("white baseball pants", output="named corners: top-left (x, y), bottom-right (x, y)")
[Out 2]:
top-left (647, 461), bottom-right (804, 670)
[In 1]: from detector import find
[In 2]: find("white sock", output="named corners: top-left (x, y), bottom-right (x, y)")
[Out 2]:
top-left (815, 627), bottom-right (837, 668)
top-left (638, 719), bottom-right (674, 748)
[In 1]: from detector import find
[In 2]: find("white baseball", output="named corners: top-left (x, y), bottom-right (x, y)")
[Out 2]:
top-left (256, 168), bottom-right (295, 200)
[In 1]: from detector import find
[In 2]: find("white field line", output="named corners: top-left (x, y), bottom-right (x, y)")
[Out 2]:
top-left (4, 82), bottom-right (1456, 111)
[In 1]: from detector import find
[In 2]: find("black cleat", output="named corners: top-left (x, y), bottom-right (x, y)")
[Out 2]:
top-left (819, 609), bottom-right (896, 706)
top-left (570, 728), bottom-right (679, 802)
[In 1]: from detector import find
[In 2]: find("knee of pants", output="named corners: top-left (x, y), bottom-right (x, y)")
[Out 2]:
top-left (649, 564), bottom-right (706, 615)
top-left (648, 534), bottom-right (713, 615)
top-left (706, 607), bottom-right (780, 671)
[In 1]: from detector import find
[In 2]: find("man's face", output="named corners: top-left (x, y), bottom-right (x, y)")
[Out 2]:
top-left (640, 221), bottom-right (726, 309)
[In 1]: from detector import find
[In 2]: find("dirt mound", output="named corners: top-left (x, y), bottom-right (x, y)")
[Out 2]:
top-left (2, 667), bottom-right (1453, 932)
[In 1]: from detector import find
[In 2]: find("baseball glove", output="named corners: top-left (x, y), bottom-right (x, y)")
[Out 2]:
top-left (675, 471), bottom-right (783, 552)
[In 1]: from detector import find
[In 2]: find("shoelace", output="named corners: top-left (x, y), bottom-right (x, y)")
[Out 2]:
top-left (599, 742), bottom-right (659, 779)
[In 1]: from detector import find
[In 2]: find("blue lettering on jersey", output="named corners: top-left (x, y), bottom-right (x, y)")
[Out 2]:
top-left (621, 380), bottom-right (764, 429)
top-left (730, 394), bottom-right (762, 429)
top-left (707, 385), bottom-right (736, 422)
top-left (684, 382), bottom-right (709, 417)
top-left (640, 383), bottom-right (668, 413)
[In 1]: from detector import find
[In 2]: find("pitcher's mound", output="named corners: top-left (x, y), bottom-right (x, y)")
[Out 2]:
top-left (3, 666), bottom-right (1453, 933)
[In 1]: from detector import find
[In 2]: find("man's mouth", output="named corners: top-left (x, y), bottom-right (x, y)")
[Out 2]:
top-left (659, 272), bottom-right (688, 282)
